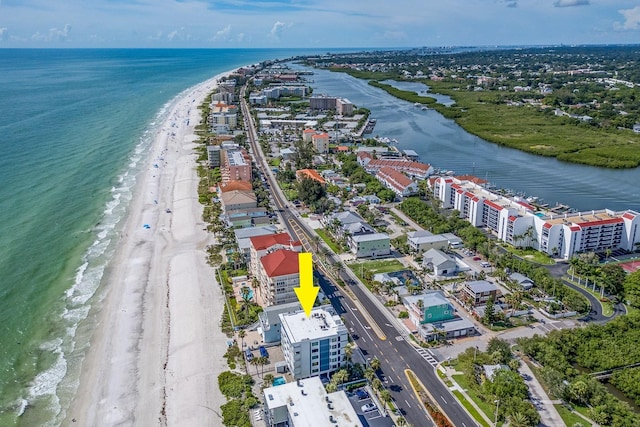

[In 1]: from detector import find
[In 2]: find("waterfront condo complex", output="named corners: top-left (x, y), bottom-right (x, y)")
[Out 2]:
top-left (433, 176), bottom-right (640, 259)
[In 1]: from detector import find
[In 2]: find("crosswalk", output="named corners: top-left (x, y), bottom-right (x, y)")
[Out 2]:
top-left (416, 348), bottom-right (439, 367)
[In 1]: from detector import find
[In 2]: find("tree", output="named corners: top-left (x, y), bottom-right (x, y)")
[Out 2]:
top-left (379, 389), bottom-right (392, 410)
top-left (483, 295), bottom-right (496, 325)
top-left (370, 357), bottom-right (381, 372)
top-left (624, 270), bottom-right (640, 308)
top-left (486, 337), bottom-right (512, 364)
top-left (364, 368), bottom-right (376, 383)
top-left (599, 264), bottom-right (626, 296)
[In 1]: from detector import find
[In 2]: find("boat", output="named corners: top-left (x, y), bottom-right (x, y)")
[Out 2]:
top-left (414, 102), bottom-right (421, 107)
top-left (421, 106), bottom-right (428, 111)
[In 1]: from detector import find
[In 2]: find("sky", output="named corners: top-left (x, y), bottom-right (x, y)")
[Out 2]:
top-left (1, 0), bottom-right (640, 48)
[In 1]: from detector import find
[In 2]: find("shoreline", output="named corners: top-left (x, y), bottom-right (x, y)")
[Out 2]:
top-left (64, 70), bottom-right (234, 426)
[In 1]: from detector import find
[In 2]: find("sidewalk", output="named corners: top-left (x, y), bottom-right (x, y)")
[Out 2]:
top-left (518, 358), bottom-right (564, 427)
top-left (440, 365), bottom-right (494, 426)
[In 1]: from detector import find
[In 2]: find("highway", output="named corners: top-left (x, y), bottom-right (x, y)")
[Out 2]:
top-left (239, 86), bottom-right (478, 427)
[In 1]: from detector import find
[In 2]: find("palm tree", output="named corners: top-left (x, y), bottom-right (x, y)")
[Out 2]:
top-left (379, 389), bottom-right (392, 411)
top-left (364, 368), bottom-right (376, 383)
top-left (508, 412), bottom-right (529, 427)
top-left (372, 378), bottom-right (382, 392)
top-left (396, 416), bottom-right (408, 427)
top-left (344, 344), bottom-right (353, 365)
top-left (370, 357), bottom-right (381, 372)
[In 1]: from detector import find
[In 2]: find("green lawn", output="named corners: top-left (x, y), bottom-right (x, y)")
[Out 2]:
top-left (350, 259), bottom-right (406, 275)
top-left (452, 374), bottom-right (497, 424)
top-left (555, 404), bottom-right (589, 427)
top-left (501, 245), bottom-right (555, 265)
top-left (315, 228), bottom-right (342, 254)
top-left (452, 390), bottom-right (491, 427)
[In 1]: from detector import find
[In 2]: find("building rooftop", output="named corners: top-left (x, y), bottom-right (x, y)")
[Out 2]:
top-left (263, 376), bottom-right (362, 427)
top-left (296, 169), bottom-right (326, 185)
top-left (220, 179), bottom-right (252, 193)
top-left (544, 210), bottom-right (623, 227)
top-left (235, 226), bottom-right (278, 251)
top-left (221, 190), bottom-right (257, 206)
top-left (422, 248), bottom-right (455, 267)
top-left (280, 307), bottom-right (346, 342)
top-left (404, 291), bottom-right (451, 309)
top-left (250, 232), bottom-right (300, 251)
top-left (466, 280), bottom-right (499, 294)
top-left (351, 232), bottom-right (390, 243)
top-left (261, 249), bottom-right (300, 278)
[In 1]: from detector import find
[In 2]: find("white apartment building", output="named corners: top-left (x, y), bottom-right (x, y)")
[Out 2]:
top-left (258, 249), bottom-right (301, 306)
top-left (280, 307), bottom-right (348, 379)
top-left (433, 176), bottom-right (640, 259)
top-left (263, 376), bottom-right (362, 427)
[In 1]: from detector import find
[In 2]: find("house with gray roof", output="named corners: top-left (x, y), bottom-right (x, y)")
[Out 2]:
top-left (509, 272), bottom-right (534, 290)
top-left (422, 248), bottom-right (458, 276)
top-left (402, 291), bottom-right (476, 341)
top-left (463, 280), bottom-right (500, 306)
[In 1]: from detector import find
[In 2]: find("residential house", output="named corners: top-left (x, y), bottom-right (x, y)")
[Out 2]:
top-left (509, 272), bottom-right (534, 290)
top-left (296, 169), bottom-right (326, 185)
top-left (407, 231), bottom-right (449, 253)
top-left (462, 280), bottom-right (500, 306)
top-left (350, 233), bottom-right (390, 258)
top-left (402, 291), bottom-right (477, 341)
top-left (422, 248), bottom-right (458, 276)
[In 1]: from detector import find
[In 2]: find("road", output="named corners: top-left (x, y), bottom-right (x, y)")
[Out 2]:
top-left (239, 87), bottom-right (479, 427)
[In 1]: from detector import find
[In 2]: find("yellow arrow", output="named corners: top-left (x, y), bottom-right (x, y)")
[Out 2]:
top-left (294, 252), bottom-right (320, 317)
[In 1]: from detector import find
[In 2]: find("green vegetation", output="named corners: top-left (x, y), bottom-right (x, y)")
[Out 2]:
top-left (500, 245), bottom-right (555, 265)
top-left (350, 259), bottom-right (405, 275)
top-left (518, 312), bottom-right (640, 425)
top-left (406, 370), bottom-right (453, 427)
top-left (452, 390), bottom-right (491, 427)
top-left (368, 81), bottom-right (436, 105)
top-left (555, 404), bottom-right (588, 427)
top-left (453, 338), bottom-right (540, 426)
top-left (218, 371), bottom-right (258, 427)
top-left (324, 46), bottom-right (640, 169)
top-left (315, 228), bottom-right (343, 253)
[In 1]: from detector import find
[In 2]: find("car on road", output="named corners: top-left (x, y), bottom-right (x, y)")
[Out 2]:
top-left (361, 403), bottom-right (376, 412)
top-left (473, 256), bottom-right (482, 261)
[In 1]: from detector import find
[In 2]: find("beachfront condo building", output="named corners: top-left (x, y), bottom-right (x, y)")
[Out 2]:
top-left (311, 133), bottom-right (330, 154)
top-left (221, 148), bottom-right (252, 183)
top-left (280, 307), bottom-right (348, 379)
top-left (432, 176), bottom-right (640, 259)
top-left (206, 145), bottom-right (221, 168)
top-left (258, 249), bottom-right (301, 306)
top-left (249, 233), bottom-right (302, 279)
top-left (263, 376), bottom-right (362, 427)
top-left (336, 98), bottom-right (354, 116)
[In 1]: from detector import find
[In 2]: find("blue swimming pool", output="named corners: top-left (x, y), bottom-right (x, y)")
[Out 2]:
top-left (272, 376), bottom-right (286, 386)
top-left (535, 212), bottom-right (545, 217)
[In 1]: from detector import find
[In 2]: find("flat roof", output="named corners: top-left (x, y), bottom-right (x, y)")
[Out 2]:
top-left (280, 307), bottom-right (346, 342)
top-left (544, 210), bottom-right (623, 226)
top-left (351, 232), bottom-right (390, 242)
top-left (264, 377), bottom-right (362, 427)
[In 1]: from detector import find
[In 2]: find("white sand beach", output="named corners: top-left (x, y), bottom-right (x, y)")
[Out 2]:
top-left (66, 72), bottom-right (233, 426)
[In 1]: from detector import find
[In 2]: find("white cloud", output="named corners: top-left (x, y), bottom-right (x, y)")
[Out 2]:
top-left (0, 27), bottom-right (8, 41)
top-left (269, 21), bottom-right (286, 40)
top-left (237, 32), bottom-right (245, 42)
top-left (554, 0), bottom-right (589, 7)
top-left (32, 24), bottom-right (71, 42)
top-left (617, 6), bottom-right (640, 30)
top-left (213, 24), bottom-right (232, 41)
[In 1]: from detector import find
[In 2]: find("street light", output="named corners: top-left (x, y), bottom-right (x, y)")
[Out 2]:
top-left (494, 399), bottom-right (500, 426)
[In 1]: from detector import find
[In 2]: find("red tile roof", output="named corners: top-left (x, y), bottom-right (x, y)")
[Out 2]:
top-left (296, 169), bottom-right (326, 185)
top-left (623, 212), bottom-right (636, 220)
top-left (250, 233), bottom-right (301, 251)
top-left (261, 249), bottom-right (300, 277)
top-left (312, 133), bottom-right (329, 140)
top-left (377, 166), bottom-right (414, 192)
top-left (484, 200), bottom-right (504, 211)
top-left (575, 218), bottom-right (623, 227)
top-left (303, 128), bottom-right (316, 133)
top-left (455, 175), bottom-right (488, 185)
top-left (220, 180), bottom-right (252, 193)
top-left (336, 146), bottom-right (350, 152)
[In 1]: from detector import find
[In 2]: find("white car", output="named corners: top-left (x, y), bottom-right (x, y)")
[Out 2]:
top-left (361, 403), bottom-right (376, 412)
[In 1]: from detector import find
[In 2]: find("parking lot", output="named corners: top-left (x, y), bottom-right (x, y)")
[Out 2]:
top-left (346, 387), bottom-right (394, 427)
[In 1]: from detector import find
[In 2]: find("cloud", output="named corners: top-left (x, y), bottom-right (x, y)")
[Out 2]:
top-left (269, 21), bottom-right (286, 40)
top-left (32, 24), bottom-right (71, 42)
top-left (617, 6), bottom-right (640, 30)
top-left (213, 24), bottom-right (232, 41)
top-left (237, 32), bottom-right (245, 42)
top-left (554, 0), bottom-right (589, 7)
top-left (505, 1), bottom-right (517, 8)
top-left (0, 27), bottom-right (8, 41)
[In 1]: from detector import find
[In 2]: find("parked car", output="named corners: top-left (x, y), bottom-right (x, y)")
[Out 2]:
top-left (356, 389), bottom-right (369, 400)
top-left (245, 349), bottom-right (254, 362)
top-left (259, 345), bottom-right (269, 358)
top-left (473, 256), bottom-right (482, 261)
top-left (361, 403), bottom-right (376, 412)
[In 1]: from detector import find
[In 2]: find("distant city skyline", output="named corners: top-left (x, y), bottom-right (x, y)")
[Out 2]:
top-left (1, 0), bottom-right (640, 48)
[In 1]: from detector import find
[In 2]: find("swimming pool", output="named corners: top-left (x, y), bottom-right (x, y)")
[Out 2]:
top-left (272, 376), bottom-right (286, 386)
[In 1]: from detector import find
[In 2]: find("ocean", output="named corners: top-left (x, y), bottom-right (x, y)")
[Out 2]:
top-left (0, 48), bottom-right (345, 426)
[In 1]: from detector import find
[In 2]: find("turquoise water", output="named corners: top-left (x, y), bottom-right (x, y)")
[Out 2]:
top-left (0, 48), bottom-right (346, 426)
top-left (272, 376), bottom-right (286, 386)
